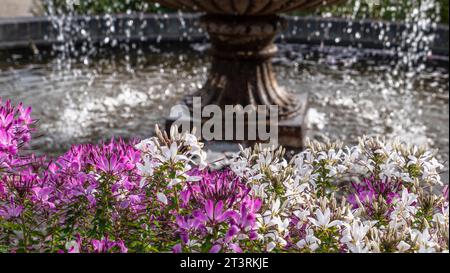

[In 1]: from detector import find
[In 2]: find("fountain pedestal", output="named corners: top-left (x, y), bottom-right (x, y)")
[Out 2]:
top-left (151, 0), bottom-right (341, 148)
top-left (192, 16), bottom-right (299, 115)
top-left (167, 15), bottom-right (309, 148)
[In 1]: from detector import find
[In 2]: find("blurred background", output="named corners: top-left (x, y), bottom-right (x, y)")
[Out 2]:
top-left (1, 0), bottom-right (448, 24)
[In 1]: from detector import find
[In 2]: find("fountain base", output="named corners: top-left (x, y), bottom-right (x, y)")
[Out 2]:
top-left (165, 93), bottom-right (308, 149)
top-left (165, 15), bottom-right (309, 149)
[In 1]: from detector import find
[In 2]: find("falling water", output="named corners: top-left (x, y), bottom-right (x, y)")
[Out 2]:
top-left (305, 0), bottom-right (447, 147)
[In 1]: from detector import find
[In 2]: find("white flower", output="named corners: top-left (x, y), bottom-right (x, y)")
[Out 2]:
top-left (223, 136), bottom-right (448, 253)
top-left (341, 220), bottom-right (372, 244)
top-left (410, 228), bottom-right (437, 253)
top-left (293, 209), bottom-right (310, 223)
top-left (158, 142), bottom-right (183, 163)
top-left (255, 212), bottom-right (272, 230)
top-left (136, 157), bottom-right (160, 177)
top-left (347, 242), bottom-right (369, 253)
top-left (379, 160), bottom-right (400, 179)
top-left (186, 175), bottom-right (202, 182)
top-left (183, 133), bottom-right (200, 148)
top-left (266, 242), bottom-right (277, 252)
top-left (340, 220), bottom-right (374, 253)
top-left (229, 160), bottom-right (248, 177)
top-left (308, 208), bottom-right (341, 229)
top-left (264, 232), bottom-right (287, 251)
top-left (397, 241), bottom-right (411, 252)
top-left (257, 153), bottom-right (273, 169)
top-left (156, 192), bottom-right (168, 205)
top-left (260, 199), bottom-right (282, 224)
top-left (65, 240), bottom-right (80, 253)
top-left (167, 178), bottom-right (182, 187)
top-left (391, 189), bottom-right (418, 223)
top-left (273, 217), bottom-right (290, 234)
top-left (135, 138), bottom-right (158, 154)
top-left (297, 229), bottom-right (321, 252)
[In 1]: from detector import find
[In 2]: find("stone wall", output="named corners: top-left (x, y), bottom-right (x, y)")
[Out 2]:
top-left (0, 0), bottom-right (36, 18)
top-left (0, 14), bottom-right (448, 64)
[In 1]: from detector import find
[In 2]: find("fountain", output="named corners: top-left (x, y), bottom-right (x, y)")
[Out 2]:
top-left (151, 0), bottom-right (342, 148)
top-left (0, 0), bottom-right (448, 173)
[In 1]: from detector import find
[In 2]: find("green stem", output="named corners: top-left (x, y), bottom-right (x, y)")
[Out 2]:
top-left (20, 215), bottom-right (29, 252)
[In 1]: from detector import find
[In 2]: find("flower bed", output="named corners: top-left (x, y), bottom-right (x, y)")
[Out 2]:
top-left (0, 99), bottom-right (448, 253)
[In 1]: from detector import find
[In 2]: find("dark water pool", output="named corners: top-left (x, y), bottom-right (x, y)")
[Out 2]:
top-left (0, 44), bottom-right (448, 177)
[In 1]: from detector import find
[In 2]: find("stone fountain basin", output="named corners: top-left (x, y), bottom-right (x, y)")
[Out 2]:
top-left (154, 0), bottom-right (343, 15)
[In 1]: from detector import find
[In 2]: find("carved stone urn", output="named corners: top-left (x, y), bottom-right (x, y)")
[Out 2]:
top-left (151, 0), bottom-right (342, 148)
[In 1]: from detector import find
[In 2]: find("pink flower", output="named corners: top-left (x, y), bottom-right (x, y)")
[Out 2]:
top-left (0, 197), bottom-right (23, 219)
top-left (225, 225), bottom-right (240, 243)
top-left (91, 236), bottom-right (127, 253)
top-left (32, 186), bottom-right (55, 208)
top-left (228, 243), bottom-right (242, 253)
top-left (0, 98), bottom-right (34, 159)
top-left (349, 177), bottom-right (402, 210)
top-left (173, 244), bottom-right (182, 253)
top-left (204, 200), bottom-right (236, 224)
top-left (209, 245), bottom-right (221, 253)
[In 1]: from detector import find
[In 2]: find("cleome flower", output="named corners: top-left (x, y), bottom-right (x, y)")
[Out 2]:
top-left (0, 98), bottom-right (448, 253)
top-left (308, 208), bottom-right (342, 229)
